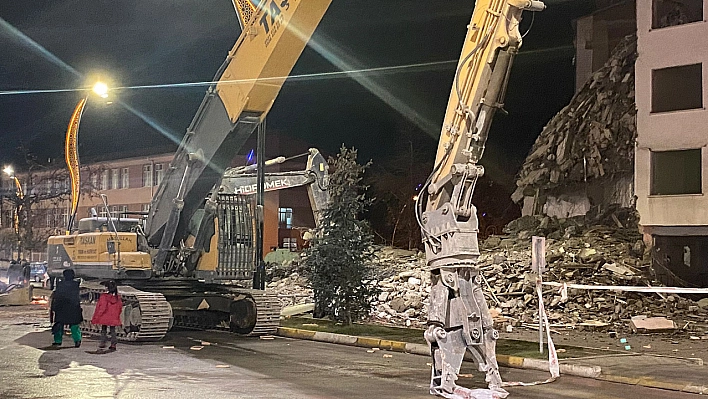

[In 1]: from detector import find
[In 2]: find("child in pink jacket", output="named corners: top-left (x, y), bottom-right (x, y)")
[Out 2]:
top-left (91, 280), bottom-right (123, 351)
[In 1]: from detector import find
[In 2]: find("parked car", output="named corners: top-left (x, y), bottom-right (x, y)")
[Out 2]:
top-left (29, 262), bottom-right (47, 286)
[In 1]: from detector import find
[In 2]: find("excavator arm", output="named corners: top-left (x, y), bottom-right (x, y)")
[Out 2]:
top-left (419, 1), bottom-right (544, 398)
top-left (220, 148), bottom-right (329, 224)
top-left (145, 0), bottom-right (331, 274)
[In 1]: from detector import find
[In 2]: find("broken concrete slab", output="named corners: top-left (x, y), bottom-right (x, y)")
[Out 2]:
top-left (630, 316), bottom-right (676, 333)
top-left (578, 248), bottom-right (597, 262)
top-left (602, 262), bottom-right (634, 276)
top-left (697, 298), bottom-right (708, 309)
top-left (281, 303), bottom-right (315, 317)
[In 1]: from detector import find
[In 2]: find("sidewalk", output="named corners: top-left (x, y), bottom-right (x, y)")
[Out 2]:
top-left (277, 324), bottom-right (708, 394)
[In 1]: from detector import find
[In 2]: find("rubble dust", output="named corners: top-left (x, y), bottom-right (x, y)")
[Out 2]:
top-left (267, 208), bottom-right (708, 336)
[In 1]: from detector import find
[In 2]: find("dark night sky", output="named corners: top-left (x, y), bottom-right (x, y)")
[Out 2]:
top-left (0, 1), bottom-right (595, 187)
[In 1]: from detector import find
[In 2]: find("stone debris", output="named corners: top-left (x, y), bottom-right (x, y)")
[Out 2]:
top-left (512, 34), bottom-right (637, 203)
top-left (630, 316), bottom-right (676, 333)
top-left (268, 207), bottom-right (708, 335)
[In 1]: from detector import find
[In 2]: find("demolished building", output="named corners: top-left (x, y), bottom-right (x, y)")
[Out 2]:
top-left (513, 0), bottom-right (708, 288)
top-left (512, 34), bottom-right (638, 220)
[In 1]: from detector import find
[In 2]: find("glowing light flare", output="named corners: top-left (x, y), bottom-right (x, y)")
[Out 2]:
top-left (3, 165), bottom-right (14, 177)
top-left (92, 82), bottom-right (109, 98)
top-left (0, 17), bottom-right (81, 78)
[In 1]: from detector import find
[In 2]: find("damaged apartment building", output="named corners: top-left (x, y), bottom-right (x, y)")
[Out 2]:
top-left (512, 0), bottom-right (708, 287)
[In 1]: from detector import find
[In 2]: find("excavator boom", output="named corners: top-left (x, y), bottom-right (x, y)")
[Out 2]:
top-left (146, 0), bottom-right (331, 267)
top-left (420, 1), bottom-right (544, 397)
top-left (221, 148), bottom-right (329, 224)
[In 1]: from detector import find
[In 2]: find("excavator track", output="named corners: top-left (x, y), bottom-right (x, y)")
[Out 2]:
top-left (79, 283), bottom-right (173, 342)
top-left (226, 288), bottom-right (280, 336)
top-left (133, 280), bottom-right (280, 336)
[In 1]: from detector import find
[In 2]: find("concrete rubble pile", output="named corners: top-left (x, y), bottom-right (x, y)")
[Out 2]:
top-left (267, 208), bottom-right (708, 334)
top-left (481, 209), bottom-right (707, 334)
top-left (512, 34), bottom-right (637, 202)
top-left (266, 260), bottom-right (313, 309)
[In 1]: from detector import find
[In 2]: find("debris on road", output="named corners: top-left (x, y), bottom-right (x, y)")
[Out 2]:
top-left (630, 316), bottom-right (676, 333)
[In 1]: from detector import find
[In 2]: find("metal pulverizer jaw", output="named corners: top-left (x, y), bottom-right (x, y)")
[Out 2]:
top-left (425, 270), bottom-right (508, 399)
top-left (422, 204), bottom-right (507, 399)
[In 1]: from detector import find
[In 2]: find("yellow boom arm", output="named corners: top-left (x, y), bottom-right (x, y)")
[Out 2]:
top-left (146, 0), bottom-right (331, 269)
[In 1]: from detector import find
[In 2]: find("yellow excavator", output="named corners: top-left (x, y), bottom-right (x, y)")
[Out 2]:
top-left (47, 0), bottom-right (332, 341)
top-left (418, 1), bottom-right (544, 398)
top-left (47, 1), bottom-right (544, 397)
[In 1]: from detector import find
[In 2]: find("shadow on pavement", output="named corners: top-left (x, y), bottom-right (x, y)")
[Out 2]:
top-left (14, 331), bottom-right (126, 378)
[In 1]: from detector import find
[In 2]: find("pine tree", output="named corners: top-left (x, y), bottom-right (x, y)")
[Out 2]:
top-left (304, 146), bottom-right (379, 325)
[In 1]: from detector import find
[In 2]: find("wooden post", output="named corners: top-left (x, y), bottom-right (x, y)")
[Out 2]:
top-left (532, 236), bottom-right (546, 353)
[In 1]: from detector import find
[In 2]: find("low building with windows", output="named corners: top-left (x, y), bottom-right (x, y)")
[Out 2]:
top-left (2, 140), bottom-right (319, 261)
top-left (74, 153), bottom-right (173, 220)
top-left (635, 0), bottom-right (708, 287)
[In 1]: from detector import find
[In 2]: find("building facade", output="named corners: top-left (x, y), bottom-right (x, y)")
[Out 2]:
top-left (635, 0), bottom-right (708, 286)
top-left (74, 153), bottom-right (174, 222)
top-left (1, 147), bottom-right (317, 262)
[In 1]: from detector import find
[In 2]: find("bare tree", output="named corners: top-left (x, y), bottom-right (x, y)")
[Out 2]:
top-left (368, 125), bottom-right (434, 250)
top-left (0, 147), bottom-right (104, 260)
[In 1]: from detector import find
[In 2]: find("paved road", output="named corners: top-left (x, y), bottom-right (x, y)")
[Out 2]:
top-left (0, 308), bottom-right (698, 398)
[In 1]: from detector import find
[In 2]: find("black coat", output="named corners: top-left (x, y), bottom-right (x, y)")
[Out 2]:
top-left (51, 280), bottom-right (83, 325)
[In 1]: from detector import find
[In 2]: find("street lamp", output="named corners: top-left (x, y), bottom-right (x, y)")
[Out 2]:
top-left (92, 82), bottom-right (109, 98)
top-left (3, 165), bottom-right (24, 260)
top-left (65, 80), bottom-right (110, 234)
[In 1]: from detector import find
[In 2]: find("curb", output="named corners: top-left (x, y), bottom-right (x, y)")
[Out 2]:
top-left (276, 327), bottom-right (601, 379)
top-left (595, 374), bottom-right (708, 394)
top-left (276, 327), bottom-right (708, 394)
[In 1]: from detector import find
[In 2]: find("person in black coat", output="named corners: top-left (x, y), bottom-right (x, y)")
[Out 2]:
top-left (6, 261), bottom-right (22, 285)
top-left (50, 269), bottom-right (83, 347)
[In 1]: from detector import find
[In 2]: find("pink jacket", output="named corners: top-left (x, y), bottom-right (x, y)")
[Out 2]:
top-left (91, 293), bottom-right (123, 326)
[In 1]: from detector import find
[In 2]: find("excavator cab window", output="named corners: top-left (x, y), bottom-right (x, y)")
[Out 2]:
top-left (77, 217), bottom-right (142, 233)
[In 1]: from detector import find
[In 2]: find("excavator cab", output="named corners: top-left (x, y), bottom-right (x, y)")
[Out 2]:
top-left (183, 194), bottom-right (257, 281)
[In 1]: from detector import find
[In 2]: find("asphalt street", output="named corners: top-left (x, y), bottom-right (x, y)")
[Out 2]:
top-left (0, 308), bottom-right (697, 398)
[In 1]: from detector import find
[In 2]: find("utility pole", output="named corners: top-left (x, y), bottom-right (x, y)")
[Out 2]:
top-left (253, 120), bottom-right (266, 290)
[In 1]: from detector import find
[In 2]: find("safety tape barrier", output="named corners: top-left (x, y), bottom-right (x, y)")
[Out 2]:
top-left (513, 279), bottom-right (708, 387)
top-left (502, 281), bottom-right (560, 387)
top-left (542, 281), bottom-right (708, 294)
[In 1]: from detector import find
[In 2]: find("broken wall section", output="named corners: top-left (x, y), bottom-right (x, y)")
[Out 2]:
top-left (513, 35), bottom-right (638, 218)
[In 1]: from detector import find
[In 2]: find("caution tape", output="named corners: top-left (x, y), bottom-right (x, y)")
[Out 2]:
top-left (501, 281), bottom-right (560, 387)
top-left (542, 281), bottom-right (708, 294)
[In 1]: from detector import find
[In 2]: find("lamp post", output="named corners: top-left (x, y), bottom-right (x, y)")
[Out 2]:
top-left (3, 166), bottom-right (24, 261)
top-left (65, 81), bottom-right (110, 234)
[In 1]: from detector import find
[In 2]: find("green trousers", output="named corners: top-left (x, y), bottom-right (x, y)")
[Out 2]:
top-left (52, 323), bottom-right (81, 344)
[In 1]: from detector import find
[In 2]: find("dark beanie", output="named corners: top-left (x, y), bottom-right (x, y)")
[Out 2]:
top-left (63, 269), bottom-right (75, 280)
